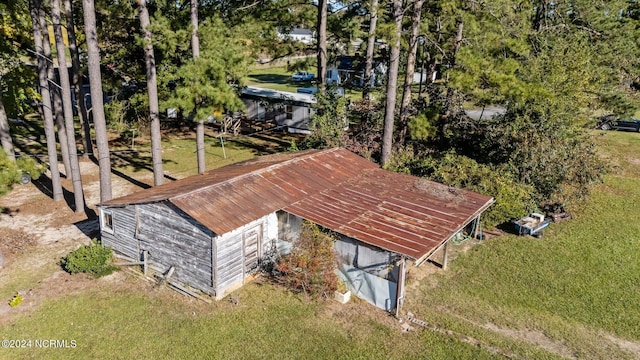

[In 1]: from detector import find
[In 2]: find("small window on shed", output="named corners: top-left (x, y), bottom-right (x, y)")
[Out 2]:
top-left (101, 210), bottom-right (114, 234)
top-left (286, 105), bottom-right (293, 120)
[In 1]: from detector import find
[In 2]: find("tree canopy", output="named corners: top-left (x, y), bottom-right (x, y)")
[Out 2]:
top-left (2, 0), bottom-right (639, 224)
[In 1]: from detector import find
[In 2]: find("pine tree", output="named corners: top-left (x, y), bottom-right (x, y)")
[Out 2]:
top-left (317, 0), bottom-right (328, 94)
top-left (398, 0), bottom-right (425, 142)
top-left (381, 0), bottom-right (403, 166)
top-left (0, 97), bottom-right (15, 162)
top-left (137, 0), bottom-right (164, 186)
top-left (64, 0), bottom-right (92, 157)
top-left (82, 0), bottom-right (112, 202)
top-left (39, 2), bottom-right (71, 177)
top-left (191, 0), bottom-right (205, 174)
top-left (53, 0), bottom-right (85, 213)
top-left (29, 0), bottom-right (63, 201)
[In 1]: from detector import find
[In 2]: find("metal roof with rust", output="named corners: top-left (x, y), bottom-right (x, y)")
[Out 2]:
top-left (101, 148), bottom-right (494, 260)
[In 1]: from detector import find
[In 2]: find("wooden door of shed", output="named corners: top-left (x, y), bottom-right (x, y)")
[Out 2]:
top-left (243, 224), bottom-right (262, 281)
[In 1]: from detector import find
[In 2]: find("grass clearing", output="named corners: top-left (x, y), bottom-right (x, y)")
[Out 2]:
top-left (245, 63), bottom-right (366, 101)
top-left (404, 129), bottom-right (640, 358)
top-left (0, 278), bottom-right (501, 359)
top-left (109, 131), bottom-right (296, 179)
top-left (245, 65), bottom-right (316, 93)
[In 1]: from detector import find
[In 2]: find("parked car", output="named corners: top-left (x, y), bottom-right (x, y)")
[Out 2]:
top-left (291, 71), bottom-right (314, 82)
top-left (597, 114), bottom-right (640, 132)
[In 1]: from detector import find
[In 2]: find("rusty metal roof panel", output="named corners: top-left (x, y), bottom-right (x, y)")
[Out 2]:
top-left (101, 148), bottom-right (493, 259)
top-left (100, 148), bottom-right (378, 235)
top-left (283, 167), bottom-right (494, 260)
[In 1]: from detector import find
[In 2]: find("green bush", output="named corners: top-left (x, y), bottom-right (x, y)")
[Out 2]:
top-left (0, 151), bottom-right (45, 196)
top-left (60, 239), bottom-right (117, 278)
top-left (303, 89), bottom-right (349, 149)
top-left (16, 155), bottom-right (45, 179)
top-left (0, 152), bottom-right (20, 196)
top-left (406, 151), bottom-right (537, 228)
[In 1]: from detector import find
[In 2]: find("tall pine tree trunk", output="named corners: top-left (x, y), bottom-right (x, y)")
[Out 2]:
top-left (53, 0), bottom-right (85, 213)
top-left (39, 5), bottom-right (71, 177)
top-left (82, 0), bottom-right (112, 202)
top-left (363, 0), bottom-right (378, 101)
top-left (191, 0), bottom-right (205, 174)
top-left (64, 0), bottom-right (92, 157)
top-left (52, 89), bottom-right (71, 176)
top-left (137, 0), bottom-right (164, 186)
top-left (30, 0), bottom-right (63, 201)
top-left (381, 0), bottom-right (403, 166)
top-left (399, 0), bottom-right (425, 143)
top-left (443, 20), bottom-right (463, 118)
top-left (317, 0), bottom-right (327, 94)
top-left (0, 97), bottom-right (16, 162)
top-left (191, 0), bottom-right (199, 58)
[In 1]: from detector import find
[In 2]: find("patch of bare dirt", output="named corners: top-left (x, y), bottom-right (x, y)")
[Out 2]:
top-left (483, 323), bottom-right (578, 359)
top-left (0, 159), bottom-right (148, 325)
top-left (626, 157), bottom-right (640, 165)
top-left (605, 334), bottom-right (640, 359)
top-left (0, 228), bottom-right (36, 255)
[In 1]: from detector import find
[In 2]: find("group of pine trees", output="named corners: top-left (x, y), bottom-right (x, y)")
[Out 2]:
top-left (0, 0), bottom-right (639, 224)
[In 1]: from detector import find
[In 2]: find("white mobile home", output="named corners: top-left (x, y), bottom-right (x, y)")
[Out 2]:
top-left (241, 86), bottom-right (316, 134)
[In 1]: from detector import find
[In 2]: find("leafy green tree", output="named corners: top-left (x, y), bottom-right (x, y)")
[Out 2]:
top-left (0, 150), bottom-right (45, 196)
top-left (392, 150), bottom-right (536, 228)
top-left (303, 88), bottom-right (348, 149)
top-left (0, 0), bottom-right (37, 119)
top-left (160, 16), bottom-right (251, 141)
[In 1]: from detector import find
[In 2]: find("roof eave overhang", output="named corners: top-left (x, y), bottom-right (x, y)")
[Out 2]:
top-left (414, 197), bottom-right (496, 265)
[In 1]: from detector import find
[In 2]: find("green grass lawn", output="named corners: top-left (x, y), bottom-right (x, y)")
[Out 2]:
top-left (1, 280), bottom-right (501, 359)
top-left (404, 129), bottom-right (640, 358)
top-left (245, 65), bottom-right (317, 93)
top-left (111, 137), bottom-right (272, 179)
top-left (244, 63), bottom-right (365, 101)
top-left (2, 129), bottom-right (640, 359)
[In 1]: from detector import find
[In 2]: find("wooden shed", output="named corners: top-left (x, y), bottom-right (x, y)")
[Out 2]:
top-left (98, 149), bottom-right (493, 308)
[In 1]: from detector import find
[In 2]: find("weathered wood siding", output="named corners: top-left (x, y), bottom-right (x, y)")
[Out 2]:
top-left (101, 204), bottom-right (282, 299)
top-left (214, 214), bottom-right (278, 298)
top-left (100, 206), bottom-right (138, 260)
top-left (137, 202), bottom-right (214, 294)
top-left (215, 228), bottom-right (244, 296)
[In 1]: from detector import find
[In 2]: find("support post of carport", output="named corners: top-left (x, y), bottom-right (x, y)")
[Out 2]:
top-left (442, 240), bottom-right (449, 271)
top-left (395, 256), bottom-right (406, 317)
top-left (473, 215), bottom-right (481, 239)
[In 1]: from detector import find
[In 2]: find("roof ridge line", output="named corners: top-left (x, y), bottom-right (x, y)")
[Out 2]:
top-left (170, 148), bottom-right (337, 202)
